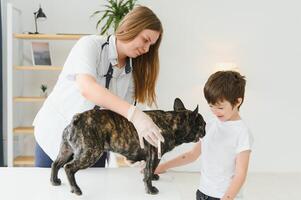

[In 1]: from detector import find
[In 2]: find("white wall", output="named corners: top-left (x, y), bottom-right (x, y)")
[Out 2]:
top-left (5, 0), bottom-right (301, 173)
top-left (1, 0), bottom-right (7, 165)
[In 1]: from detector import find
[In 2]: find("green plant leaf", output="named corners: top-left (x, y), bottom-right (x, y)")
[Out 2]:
top-left (90, 10), bottom-right (102, 18)
top-left (92, 0), bottom-right (137, 35)
top-left (101, 15), bottom-right (114, 35)
top-left (96, 12), bottom-right (109, 29)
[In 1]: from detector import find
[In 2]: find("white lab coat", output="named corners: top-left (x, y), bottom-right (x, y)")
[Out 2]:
top-left (33, 35), bottom-right (135, 161)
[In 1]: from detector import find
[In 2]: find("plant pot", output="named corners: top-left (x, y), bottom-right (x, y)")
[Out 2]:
top-left (40, 91), bottom-right (48, 97)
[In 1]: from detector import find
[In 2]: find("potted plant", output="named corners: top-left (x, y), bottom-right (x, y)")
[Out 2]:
top-left (40, 84), bottom-right (48, 97)
top-left (91, 0), bottom-right (137, 35)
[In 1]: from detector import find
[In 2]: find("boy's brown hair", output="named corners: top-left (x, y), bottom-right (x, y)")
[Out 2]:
top-left (204, 70), bottom-right (246, 109)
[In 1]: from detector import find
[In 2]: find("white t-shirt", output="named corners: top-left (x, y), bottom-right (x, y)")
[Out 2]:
top-left (199, 117), bottom-right (254, 199)
top-left (33, 35), bottom-right (135, 160)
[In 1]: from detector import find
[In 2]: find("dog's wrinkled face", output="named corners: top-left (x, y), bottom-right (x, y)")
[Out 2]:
top-left (191, 112), bottom-right (206, 142)
top-left (173, 98), bottom-right (206, 143)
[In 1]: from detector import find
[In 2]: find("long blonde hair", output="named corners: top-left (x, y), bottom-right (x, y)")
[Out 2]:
top-left (115, 6), bottom-right (163, 106)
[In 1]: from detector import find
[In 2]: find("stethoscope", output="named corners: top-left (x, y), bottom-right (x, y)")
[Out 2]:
top-left (101, 35), bottom-right (132, 88)
top-left (94, 35), bottom-right (135, 110)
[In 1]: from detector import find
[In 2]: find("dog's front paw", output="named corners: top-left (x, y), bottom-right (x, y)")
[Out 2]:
top-left (50, 178), bottom-right (61, 186)
top-left (71, 187), bottom-right (82, 195)
top-left (146, 186), bottom-right (159, 195)
top-left (152, 174), bottom-right (160, 181)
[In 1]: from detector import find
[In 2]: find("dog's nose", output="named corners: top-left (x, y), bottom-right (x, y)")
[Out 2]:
top-left (202, 129), bottom-right (206, 137)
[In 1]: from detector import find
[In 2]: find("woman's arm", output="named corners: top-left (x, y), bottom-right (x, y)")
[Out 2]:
top-left (155, 141), bottom-right (201, 174)
top-left (221, 150), bottom-right (251, 200)
top-left (76, 74), bottom-right (130, 118)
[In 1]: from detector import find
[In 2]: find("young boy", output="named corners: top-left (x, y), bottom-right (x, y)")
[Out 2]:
top-left (155, 71), bottom-right (253, 200)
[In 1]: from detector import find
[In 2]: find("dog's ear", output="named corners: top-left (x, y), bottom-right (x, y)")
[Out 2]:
top-left (174, 98), bottom-right (186, 111)
top-left (192, 105), bottom-right (199, 118)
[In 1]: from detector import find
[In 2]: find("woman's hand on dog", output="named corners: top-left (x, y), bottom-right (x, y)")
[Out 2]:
top-left (127, 105), bottom-right (164, 148)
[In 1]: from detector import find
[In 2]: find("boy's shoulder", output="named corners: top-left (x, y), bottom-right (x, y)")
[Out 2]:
top-left (231, 120), bottom-right (254, 149)
top-left (226, 119), bottom-right (251, 137)
top-left (206, 116), bottom-right (251, 135)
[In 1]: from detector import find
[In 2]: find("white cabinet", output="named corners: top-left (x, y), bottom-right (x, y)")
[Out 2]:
top-left (7, 33), bottom-right (83, 167)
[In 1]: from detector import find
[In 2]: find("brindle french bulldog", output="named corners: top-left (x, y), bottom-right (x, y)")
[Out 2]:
top-left (50, 98), bottom-right (206, 195)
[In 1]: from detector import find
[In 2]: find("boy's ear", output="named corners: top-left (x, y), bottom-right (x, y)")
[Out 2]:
top-left (236, 98), bottom-right (243, 107)
top-left (173, 98), bottom-right (186, 111)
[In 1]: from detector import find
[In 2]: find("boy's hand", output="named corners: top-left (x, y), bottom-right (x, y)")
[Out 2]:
top-left (154, 164), bottom-right (167, 174)
top-left (221, 196), bottom-right (233, 200)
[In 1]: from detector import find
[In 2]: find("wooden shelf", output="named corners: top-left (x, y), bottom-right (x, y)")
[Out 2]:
top-left (7, 31), bottom-right (84, 167)
top-left (13, 126), bottom-right (34, 134)
top-left (14, 156), bottom-right (35, 167)
top-left (14, 33), bottom-right (87, 40)
top-left (14, 96), bottom-right (46, 103)
top-left (15, 65), bottom-right (63, 71)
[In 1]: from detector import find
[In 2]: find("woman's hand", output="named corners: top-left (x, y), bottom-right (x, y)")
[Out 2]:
top-left (127, 105), bottom-right (164, 148)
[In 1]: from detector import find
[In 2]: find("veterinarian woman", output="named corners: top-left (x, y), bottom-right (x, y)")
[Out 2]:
top-left (33, 6), bottom-right (164, 167)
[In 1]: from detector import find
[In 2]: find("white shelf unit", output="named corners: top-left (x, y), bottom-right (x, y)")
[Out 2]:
top-left (6, 7), bottom-right (84, 166)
